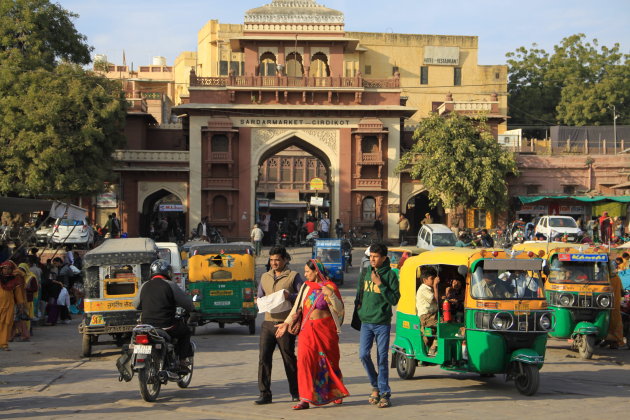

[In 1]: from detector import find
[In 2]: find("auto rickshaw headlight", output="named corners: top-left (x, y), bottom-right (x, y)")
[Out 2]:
top-left (492, 312), bottom-right (513, 330)
top-left (559, 293), bottom-right (574, 307)
top-left (539, 313), bottom-right (552, 331)
top-left (596, 294), bottom-right (612, 308)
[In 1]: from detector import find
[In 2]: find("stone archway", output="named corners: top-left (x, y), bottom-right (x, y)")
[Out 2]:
top-left (251, 128), bottom-right (339, 229)
top-left (137, 181), bottom-right (188, 239)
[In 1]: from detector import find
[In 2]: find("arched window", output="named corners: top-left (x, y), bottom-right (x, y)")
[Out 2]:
top-left (286, 52), bottom-right (304, 77)
top-left (362, 197), bottom-right (376, 221)
top-left (361, 136), bottom-right (378, 153)
top-left (211, 134), bottom-right (229, 152)
top-left (311, 52), bottom-right (330, 77)
top-left (212, 195), bottom-right (229, 220)
top-left (260, 52), bottom-right (276, 76)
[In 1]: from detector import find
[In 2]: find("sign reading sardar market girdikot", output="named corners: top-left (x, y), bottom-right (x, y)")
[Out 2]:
top-left (233, 117), bottom-right (358, 127)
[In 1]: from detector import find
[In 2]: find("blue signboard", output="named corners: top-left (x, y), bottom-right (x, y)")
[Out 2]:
top-left (558, 253), bottom-right (608, 262)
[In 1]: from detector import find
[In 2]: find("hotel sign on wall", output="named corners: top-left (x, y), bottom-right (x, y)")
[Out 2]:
top-left (233, 117), bottom-right (359, 128)
top-left (423, 46), bottom-right (460, 66)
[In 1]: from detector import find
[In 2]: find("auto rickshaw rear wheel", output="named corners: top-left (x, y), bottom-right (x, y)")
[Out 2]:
top-left (248, 320), bottom-right (256, 335)
top-left (395, 352), bottom-right (416, 380)
top-left (577, 334), bottom-right (595, 359)
top-left (514, 363), bottom-right (540, 396)
top-left (218, 322), bottom-right (225, 329)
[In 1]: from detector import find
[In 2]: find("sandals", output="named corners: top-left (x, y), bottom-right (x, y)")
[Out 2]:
top-left (333, 399), bottom-right (343, 405)
top-left (292, 402), bottom-right (309, 410)
top-left (368, 389), bottom-right (380, 405)
top-left (378, 395), bottom-right (391, 408)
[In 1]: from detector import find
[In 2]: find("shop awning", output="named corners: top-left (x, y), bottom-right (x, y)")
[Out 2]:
top-left (268, 200), bottom-right (308, 209)
top-left (519, 195), bottom-right (630, 204)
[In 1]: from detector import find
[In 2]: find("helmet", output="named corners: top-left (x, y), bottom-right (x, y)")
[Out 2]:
top-left (149, 259), bottom-right (172, 280)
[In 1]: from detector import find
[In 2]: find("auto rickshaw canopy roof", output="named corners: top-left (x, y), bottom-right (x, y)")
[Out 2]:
top-left (513, 242), bottom-right (610, 259)
top-left (190, 242), bottom-right (254, 256)
top-left (83, 238), bottom-right (159, 267)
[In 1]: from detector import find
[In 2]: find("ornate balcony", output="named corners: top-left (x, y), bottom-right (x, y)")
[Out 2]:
top-left (190, 74), bottom-right (400, 89)
top-left (356, 179), bottom-right (384, 189)
top-left (359, 152), bottom-right (384, 164)
top-left (204, 178), bottom-right (238, 189)
top-left (113, 150), bottom-right (189, 162)
top-left (210, 152), bottom-right (231, 161)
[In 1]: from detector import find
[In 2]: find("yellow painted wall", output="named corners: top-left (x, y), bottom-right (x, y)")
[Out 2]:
top-left (174, 51), bottom-right (197, 104)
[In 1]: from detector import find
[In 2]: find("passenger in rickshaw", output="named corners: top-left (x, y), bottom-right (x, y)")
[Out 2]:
top-left (444, 278), bottom-right (465, 321)
top-left (472, 272), bottom-right (511, 298)
top-left (415, 267), bottom-right (440, 356)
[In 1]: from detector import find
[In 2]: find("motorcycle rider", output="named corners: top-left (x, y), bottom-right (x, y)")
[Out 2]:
top-left (133, 260), bottom-right (194, 369)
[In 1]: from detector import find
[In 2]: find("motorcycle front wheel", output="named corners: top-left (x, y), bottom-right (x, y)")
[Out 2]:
top-left (138, 355), bottom-right (162, 402)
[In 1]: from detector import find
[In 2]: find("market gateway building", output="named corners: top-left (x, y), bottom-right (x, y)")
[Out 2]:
top-left (100, 0), bottom-right (512, 239)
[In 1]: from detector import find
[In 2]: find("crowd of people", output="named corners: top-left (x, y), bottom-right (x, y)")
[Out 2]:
top-left (0, 246), bottom-right (84, 351)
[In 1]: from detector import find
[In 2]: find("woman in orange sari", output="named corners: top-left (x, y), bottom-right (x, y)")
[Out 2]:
top-left (1, 261), bottom-right (25, 351)
top-left (276, 259), bottom-right (349, 410)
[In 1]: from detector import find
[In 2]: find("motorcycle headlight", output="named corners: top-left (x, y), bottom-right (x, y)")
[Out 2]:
top-left (492, 312), bottom-right (513, 330)
top-left (559, 293), bottom-right (574, 307)
top-left (597, 294), bottom-right (612, 308)
top-left (539, 313), bottom-right (552, 331)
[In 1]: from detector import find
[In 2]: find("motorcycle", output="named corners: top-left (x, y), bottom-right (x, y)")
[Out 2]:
top-left (301, 230), bottom-right (319, 247)
top-left (208, 227), bottom-right (227, 243)
top-left (342, 239), bottom-right (352, 273)
top-left (278, 232), bottom-right (290, 247)
top-left (116, 308), bottom-right (196, 402)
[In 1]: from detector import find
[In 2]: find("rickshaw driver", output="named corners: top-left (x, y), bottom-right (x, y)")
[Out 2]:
top-left (473, 273), bottom-right (512, 299)
top-left (133, 260), bottom-right (194, 369)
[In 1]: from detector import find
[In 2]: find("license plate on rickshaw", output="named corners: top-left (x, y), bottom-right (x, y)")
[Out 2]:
top-left (90, 315), bottom-right (105, 325)
top-left (214, 301), bottom-right (231, 306)
top-left (133, 345), bottom-right (152, 354)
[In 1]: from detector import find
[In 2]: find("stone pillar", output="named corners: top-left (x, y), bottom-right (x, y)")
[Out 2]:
top-left (189, 116), bottom-right (205, 229)
top-left (385, 119), bottom-right (401, 242)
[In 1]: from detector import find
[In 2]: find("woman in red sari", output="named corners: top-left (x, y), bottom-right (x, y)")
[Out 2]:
top-left (276, 259), bottom-right (349, 410)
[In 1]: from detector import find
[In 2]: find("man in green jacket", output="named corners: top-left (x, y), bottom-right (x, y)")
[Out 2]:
top-left (356, 242), bottom-right (400, 408)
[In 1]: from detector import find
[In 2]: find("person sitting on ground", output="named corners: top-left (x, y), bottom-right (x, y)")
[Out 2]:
top-left (416, 267), bottom-right (440, 356)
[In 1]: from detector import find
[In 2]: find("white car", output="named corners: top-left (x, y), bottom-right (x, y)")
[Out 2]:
top-left (417, 224), bottom-right (457, 250)
top-left (534, 216), bottom-right (581, 242)
top-left (51, 218), bottom-right (94, 248)
top-left (157, 242), bottom-right (185, 290)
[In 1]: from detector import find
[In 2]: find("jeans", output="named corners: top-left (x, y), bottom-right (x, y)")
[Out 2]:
top-left (359, 322), bottom-right (391, 396)
top-left (253, 240), bottom-right (262, 256)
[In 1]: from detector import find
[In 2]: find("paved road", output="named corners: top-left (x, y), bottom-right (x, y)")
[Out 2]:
top-left (1, 247), bottom-right (629, 419)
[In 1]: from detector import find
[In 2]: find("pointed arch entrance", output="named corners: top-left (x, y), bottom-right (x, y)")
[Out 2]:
top-left (140, 189), bottom-right (186, 242)
top-left (254, 134), bottom-right (336, 244)
top-left (404, 191), bottom-right (445, 237)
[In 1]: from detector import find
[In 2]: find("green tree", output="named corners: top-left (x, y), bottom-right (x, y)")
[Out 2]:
top-left (398, 113), bottom-right (518, 212)
top-left (506, 34), bottom-right (629, 126)
top-left (0, 0), bottom-right (127, 197)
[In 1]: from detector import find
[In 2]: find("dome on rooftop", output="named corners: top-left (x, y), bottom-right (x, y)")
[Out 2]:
top-left (245, 0), bottom-right (344, 24)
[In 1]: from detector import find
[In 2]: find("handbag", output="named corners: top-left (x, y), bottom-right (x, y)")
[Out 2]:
top-left (287, 284), bottom-right (307, 335)
top-left (351, 275), bottom-right (365, 331)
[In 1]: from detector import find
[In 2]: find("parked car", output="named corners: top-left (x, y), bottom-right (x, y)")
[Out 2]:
top-left (50, 218), bottom-right (94, 248)
top-left (156, 242), bottom-right (185, 291)
top-left (416, 224), bottom-right (457, 250)
top-left (35, 221), bottom-right (55, 246)
top-left (534, 216), bottom-right (581, 242)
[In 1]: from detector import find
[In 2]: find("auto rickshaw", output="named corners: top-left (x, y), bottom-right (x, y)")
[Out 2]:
top-left (513, 242), bottom-right (613, 359)
top-left (186, 242), bottom-right (257, 334)
top-left (312, 239), bottom-right (345, 285)
top-left (79, 238), bottom-right (159, 357)
top-left (392, 248), bottom-right (551, 396)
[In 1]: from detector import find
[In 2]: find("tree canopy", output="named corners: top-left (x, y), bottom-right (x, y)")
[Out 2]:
top-left (398, 113), bottom-right (518, 212)
top-left (0, 0), bottom-right (127, 197)
top-left (506, 34), bottom-right (629, 126)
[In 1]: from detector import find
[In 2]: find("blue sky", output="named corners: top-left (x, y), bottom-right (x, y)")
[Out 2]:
top-left (55, 0), bottom-right (629, 66)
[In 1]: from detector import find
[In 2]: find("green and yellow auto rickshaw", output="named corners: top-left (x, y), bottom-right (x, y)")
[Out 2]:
top-left (79, 238), bottom-right (159, 357)
top-left (186, 242), bottom-right (257, 334)
top-left (392, 248), bottom-right (551, 396)
top-left (514, 242), bottom-right (613, 359)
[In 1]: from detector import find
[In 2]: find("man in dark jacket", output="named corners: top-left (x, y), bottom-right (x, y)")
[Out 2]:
top-left (356, 242), bottom-right (400, 408)
top-left (133, 260), bottom-right (194, 362)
